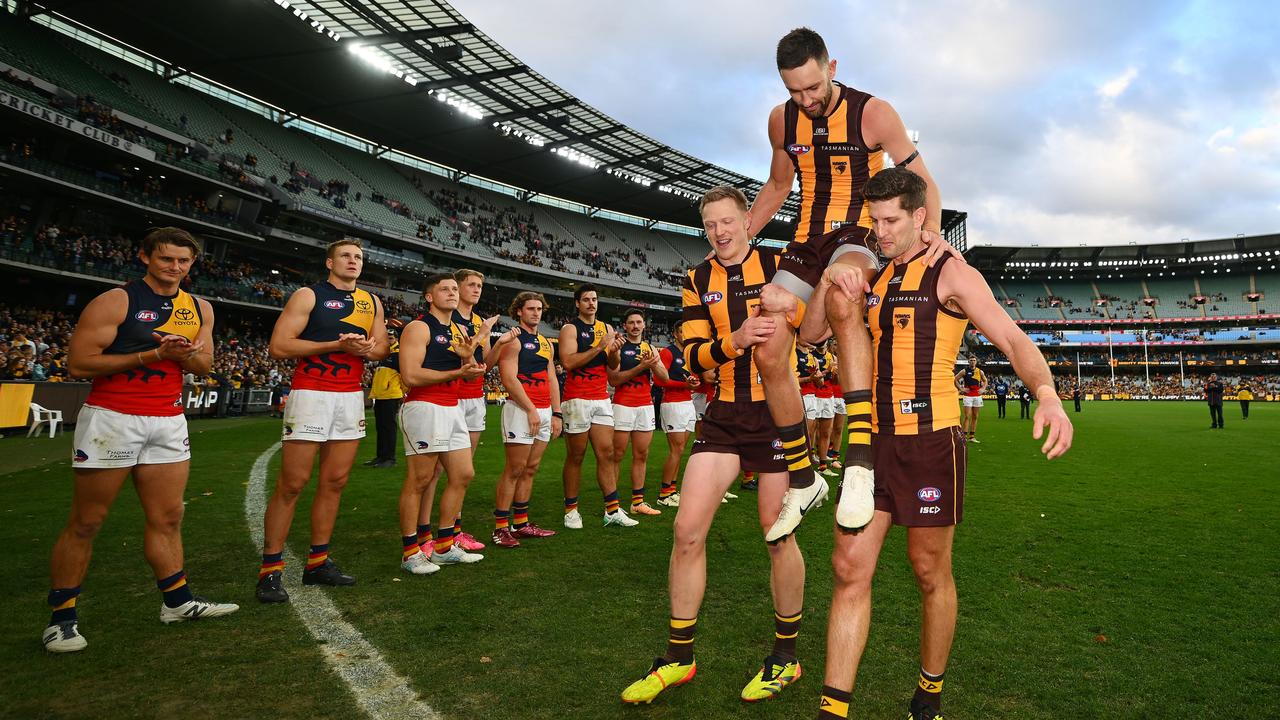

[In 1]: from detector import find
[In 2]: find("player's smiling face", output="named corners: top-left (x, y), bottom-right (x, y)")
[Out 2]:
top-left (780, 58), bottom-right (836, 119)
top-left (701, 198), bottom-right (750, 265)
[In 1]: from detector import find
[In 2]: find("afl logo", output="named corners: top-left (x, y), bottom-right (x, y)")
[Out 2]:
top-left (324, 300), bottom-right (345, 310)
top-left (787, 144), bottom-right (811, 155)
top-left (434, 334), bottom-right (449, 344)
top-left (771, 439), bottom-right (784, 450)
top-left (135, 310), bottom-right (158, 322)
top-left (917, 487), bottom-right (942, 502)
top-left (866, 294), bottom-right (880, 307)
top-left (523, 342), bottom-right (538, 350)
top-left (702, 291), bottom-right (723, 304)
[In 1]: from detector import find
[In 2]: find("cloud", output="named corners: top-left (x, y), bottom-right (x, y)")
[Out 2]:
top-left (1098, 67), bottom-right (1139, 100)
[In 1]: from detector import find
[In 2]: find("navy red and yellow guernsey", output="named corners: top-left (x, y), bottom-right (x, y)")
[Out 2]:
top-left (681, 246), bottom-right (796, 403)
top-left (783, 82), bottom-right (884, 242)
top-left (613, 339), bottom-right (656, 407)
top-left (961, 366), bottom-right (986, 396)
top-left (655, 342), bottom-right (692, 404)
top-left (562, 317), bottom-right (609, 401)
top-left (514, 327), bottom-right (554, 409)
top-left (868, 252), bottom-right (969, 434)
top-left (291, 281), bottom-right (378, 392)
top-left (815, 350), bottom-right (835, 401)
top-left (797, 347), bottom-right (819, 395)
top-left (86, 280), bottom-right (203, 416)
top-left (405, 313), bottom-right (464, 406)
top-left (452, 308), bottom-right (485, 400)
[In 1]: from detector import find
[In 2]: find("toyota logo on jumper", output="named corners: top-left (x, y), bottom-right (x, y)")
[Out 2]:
top-left (174, 308), bottom-right (195, 322)
top-left (324, 300), bottom-right (344, 310)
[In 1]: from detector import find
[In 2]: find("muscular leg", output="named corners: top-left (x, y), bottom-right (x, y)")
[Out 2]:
top-left (434, 448), bottom-right (476, 537)
top-left (310, 439), bottom-right (359, 547)
top-left (670, 453), bottom-right (739, 618)
top-left (49, 467), bottom-right (132, 589)
top-left (400, 454), bottom-right (440, 537)
top-left (907, 525), bottom-right (958, 681)
top-left (661, 430), bottom-right (688, 494)
top-left (825, 259), bottom-right (874, 472)
top-left (758, 283), bottom-right (813, 488)
top-left (815, 417), bottom-right (832, 463)
top-left (496, 443), bottom-right (531, 518)
top-left (513, 440), bottom-right (549, 504)
top-left (133, 462), bottom-right (190, 580)
top-left (262, 441), bottom-right (321, 554)
top-left (587, 422), bottom-right (618, 496)
top-left (562, 431), bottom-right (589, 504)
top-left (756, 469), bottom-right (804, 620)
top-left (630, 430), bottom-right (653, 497)
top-left (822, 511), bottom-right (893, 694)
top-left (612, 428), bottom-right (632, 492)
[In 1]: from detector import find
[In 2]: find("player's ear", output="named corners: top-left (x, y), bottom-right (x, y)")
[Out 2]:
top-left (913, 205), bottom-right (927, 229)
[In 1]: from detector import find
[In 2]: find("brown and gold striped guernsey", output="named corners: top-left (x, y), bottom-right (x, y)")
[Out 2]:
top-left (783, 82), bottom-right (885, 243)
top-left (681, 246), bottom-right (796, 403)
top-left (867, 251), bottom-right (968, 434)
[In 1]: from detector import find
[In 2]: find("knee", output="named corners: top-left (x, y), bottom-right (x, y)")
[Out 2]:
top-left (672, 519), bottom-right (705, 555)
top-left (594, 444), bottom-right (615, 462)
top-left (319, 473), bottom-right (350, 493)
top-left (523, 461), bottom-right (541, 479)
top-left (274, 477), bottom-right (306, 504)
top-left (826, 290), bottom-right (865, 324)
top-left (830, 548), bottom-right (874, 595)
top-left (67, 513), bottom-right (107, 541)
top-left (450, 468), bottom-right (476, 487)
top-left (147, 505), bottom-right (185, 534)
top-left (908, 552), bottom-right (952, 595)
top-left (566, 446), bottom-right (587, 464)
top-left (633, 447), bottom-right (650, 463)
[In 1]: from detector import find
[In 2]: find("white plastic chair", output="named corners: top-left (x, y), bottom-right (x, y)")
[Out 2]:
top-left (27, 403), bottom-right (63, 438)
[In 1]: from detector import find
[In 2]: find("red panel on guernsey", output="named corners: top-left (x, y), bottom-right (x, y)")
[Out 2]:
top-left (88, 358), bottom-right (185, 416)
top-left (654, 347), bottom-right (692, 403)
top-left (612, 340), bottom-right (654, 407)
top-left (290, 282), bottom-right (377, 393)
top-left (406, 379), bottom-right (459, 406)
top-left (453, 309), bottom-right (485, 400)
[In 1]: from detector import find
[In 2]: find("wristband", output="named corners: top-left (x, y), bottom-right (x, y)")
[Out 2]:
top-left (552, 411), bottom-right (563, 419)
top-left (137, 352), bottom-right (146, 366)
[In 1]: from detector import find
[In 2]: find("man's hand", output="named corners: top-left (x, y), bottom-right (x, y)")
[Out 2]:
top-left (450, 331), bottom-right (483, 361)
top-left (495, 326), bottom-right (520, 347)
top-left (686, 374), bottom-right (701, 389)
top-left (459, 361), bottom-right (487, 380)
top-left (526, 407), bottom-right (542, 437)
top-left (550, 414), bottom-right (563, 440)
top-left (730, 306), bottom-right (776, 350)
top-left (479, 315), bottom-right (501, 338)
top-left (919, 229), bottom-right (964, 267)
top-left (604, 332), bottom-right (624, 357)
top-left (338, 332), bottom-right (375, 357)
top-left (1032, 397), bottom-right (1073, 460)
top-left (641, 351), bottom-right (662, 369)
top-left (152, 333), bottom-right (200, 362)
top-left (823, 264), bottom-right (871, 304)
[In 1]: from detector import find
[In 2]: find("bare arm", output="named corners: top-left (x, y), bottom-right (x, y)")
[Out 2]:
top-left (863, 98), bottom-right (941, 234)
top-left (558, 323), bottom-right (606, 371)
top-left (747, 104), bottom-right (796, 238)
top-left (941, 262), bottom-right (1072, 459)
top-left (269, 288), bottom-right (338, 360)
top-left (397, 321), bottom-right (476, 387)
top-left (365, 295), bottom-right (390, 361)
top-left (67, 289), bottom-right (142, 379)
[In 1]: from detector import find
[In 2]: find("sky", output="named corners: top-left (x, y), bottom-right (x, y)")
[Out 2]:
top-left (449, 0), bottom-right (1280, 248)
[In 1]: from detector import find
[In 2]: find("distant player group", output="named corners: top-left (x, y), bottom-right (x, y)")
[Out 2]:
top-left (40, 26), bottom-right (1075, 720)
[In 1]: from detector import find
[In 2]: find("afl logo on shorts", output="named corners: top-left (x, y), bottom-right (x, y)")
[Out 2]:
top-left (917, 487), bottom-right (942, 503)
top-left (771, 439), bottom-right (784, 450)
top-left (135, 310), bottom-right (158, 322)
top-left (866, 294), bottom-right (880, 307)
top-left (324, 300), bottom-right (345, 310)
top-left (787, 144), bottom-right (811, 156)
top-left (702, 291), bottom-right (723, 304)
top-left (524, 342), bottom-right (538, 350)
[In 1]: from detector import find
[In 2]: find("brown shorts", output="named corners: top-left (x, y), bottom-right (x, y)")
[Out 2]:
top-left (775, 224), bottom-right (880, 303)
top-left (690, 399), bottom-right (786, 473)
top-left (872, 426), bottom-right (966, 526)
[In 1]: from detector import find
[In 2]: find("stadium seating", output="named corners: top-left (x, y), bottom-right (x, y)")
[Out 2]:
top-left (999, 279), bottom-right (1063, 320)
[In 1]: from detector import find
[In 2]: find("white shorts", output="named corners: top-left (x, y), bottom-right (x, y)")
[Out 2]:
top-left (660, 401), bottom-right (697, 434)
top-left (72, 404), bottom-right (190, 468)
top-left (816, 396), bottom-right (835, 419)
top-left (502, 403), bottom-right (551, 445)
top-left (563, 397), bottom-right (613, 434)
top-left (963, 396), bottom-right (985, 408)
top-left (691, 393), bottom-right (708, 420)
top-left (613, 403), bottom-right (656, 433)
top-left (283, 389), bottom-right (366, 442)
top-left (459, 396), bottom-right (487, 432)
top-left (803, 393), bottom-right (820, 421)
top-left (400, 401), bottom-right (471, 455)
top-left (831, 396), bottom-right (846, 415)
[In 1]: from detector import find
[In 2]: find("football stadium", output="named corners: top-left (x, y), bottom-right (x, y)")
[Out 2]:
top-left (1, 2), bottom-right (1276, 718)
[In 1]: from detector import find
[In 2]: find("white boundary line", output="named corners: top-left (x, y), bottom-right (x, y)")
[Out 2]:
top-left (246, 442), bottom-right (442, 720)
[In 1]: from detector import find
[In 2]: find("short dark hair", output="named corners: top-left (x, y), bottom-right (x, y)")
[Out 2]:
top-left (574, 284), bottom-right (598, 302)
top-left (509, 291), bottom-right (546, 317)
top-left (862, 167), bottom-right (928, 212)
top-left (141, 227), bottom-right (201, 258)
top-left (777, 27), bottom-right (829, 70)
top-left (622, 309), bottom-right (645, 323)
top-left (326, 237), bottom-right (362, 258)
top-left (423, 272), bottom-right (455, 293)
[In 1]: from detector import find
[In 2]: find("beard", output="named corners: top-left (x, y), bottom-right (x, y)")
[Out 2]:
top-left (800, 82), bottom-right (835, 119)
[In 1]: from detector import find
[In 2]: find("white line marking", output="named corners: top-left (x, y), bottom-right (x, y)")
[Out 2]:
top-left (246, 442), bottom-right (441, 720)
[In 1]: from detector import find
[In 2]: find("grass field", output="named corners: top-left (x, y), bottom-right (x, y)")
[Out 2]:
top-left (1, 401), bottom-right (1278, 719)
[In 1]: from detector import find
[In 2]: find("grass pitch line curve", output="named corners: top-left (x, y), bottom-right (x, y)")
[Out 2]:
top-left (246, 442), bottom-right (442, 720)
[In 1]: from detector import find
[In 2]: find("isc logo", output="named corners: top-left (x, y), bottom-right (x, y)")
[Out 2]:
top-left (917, 487), bottom-right (942, 502)
top-left (919, 506), bottom-right (942, 514)
top-left (702, 291), bottom-right (723, 304)
top-left (324, 300), bottom-right (344, 310)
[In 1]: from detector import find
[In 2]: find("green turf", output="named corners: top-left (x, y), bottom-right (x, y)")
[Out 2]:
top-left (1, 402), bottom-right (1277, 719)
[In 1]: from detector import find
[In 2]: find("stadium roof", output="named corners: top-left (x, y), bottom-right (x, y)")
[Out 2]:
top-left (32, 0), bottom-right (965, 239)
top-left (964, 231), bottom-right (1280, 273)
